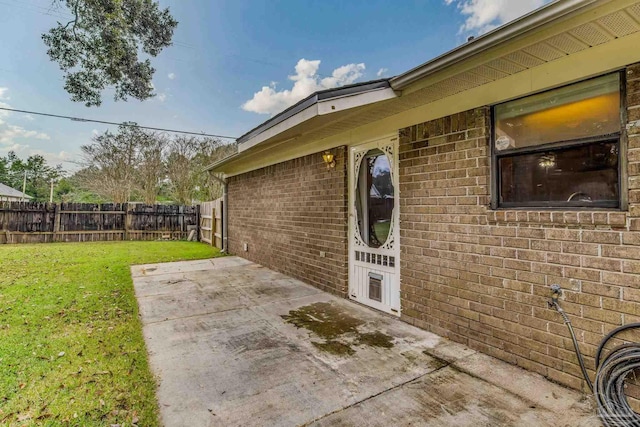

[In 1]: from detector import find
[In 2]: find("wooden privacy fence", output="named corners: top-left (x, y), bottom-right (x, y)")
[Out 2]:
top-left (200, 198), bottom-right (223, 248)
top-left (0, 202), bottom-right (200, 244)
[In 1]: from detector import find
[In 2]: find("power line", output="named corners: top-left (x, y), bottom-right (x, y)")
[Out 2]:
top-left (0, 107), bottom-right (238, 140)
top-left (0, 0), bottom-right (72, 20)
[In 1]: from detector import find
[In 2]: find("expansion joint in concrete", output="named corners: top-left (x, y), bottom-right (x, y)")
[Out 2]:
top-left (300, 361), bottom-right (452, 426)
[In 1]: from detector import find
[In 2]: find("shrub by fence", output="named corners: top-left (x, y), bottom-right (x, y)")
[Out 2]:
top-left (0, 202), bottom-right (200, 244)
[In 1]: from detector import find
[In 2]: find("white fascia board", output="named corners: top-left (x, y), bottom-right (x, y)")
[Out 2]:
top-left (239, 104), bottom-right (319, 153)
top-left (317, 87), bottom-right (398, 115)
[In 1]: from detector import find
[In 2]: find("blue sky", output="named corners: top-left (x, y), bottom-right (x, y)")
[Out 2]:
top-left (0, 0), bottom-right (550, 171)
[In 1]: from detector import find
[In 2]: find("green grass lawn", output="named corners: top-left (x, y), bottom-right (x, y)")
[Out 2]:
top-left (0, 241), bottom-right (221, 426)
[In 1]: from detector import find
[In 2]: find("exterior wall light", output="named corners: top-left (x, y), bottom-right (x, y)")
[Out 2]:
top-left (322, 151), bottom-right (336, 169)
top-left (538, 153), bottom-right (556, 168)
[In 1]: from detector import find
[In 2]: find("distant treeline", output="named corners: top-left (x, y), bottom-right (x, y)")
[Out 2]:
top-left (1, 123), bottom-right (237, 204)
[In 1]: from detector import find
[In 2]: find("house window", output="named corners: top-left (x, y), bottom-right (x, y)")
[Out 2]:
top-left (492, 73), bottom-right (622, 209)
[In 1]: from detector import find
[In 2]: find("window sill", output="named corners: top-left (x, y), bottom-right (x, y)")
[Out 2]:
top-left (485, 209), bottom-right (628, 228)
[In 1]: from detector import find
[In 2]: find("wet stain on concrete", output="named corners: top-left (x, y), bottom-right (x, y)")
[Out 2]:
top-left (281, 302), bottom-right (364, 339)
top-left (357, 331), bottom-right (394, 349)
top-left (312, 340), bottom-right (356, 356)
top-left (282, 302), bottom-right (395, 356)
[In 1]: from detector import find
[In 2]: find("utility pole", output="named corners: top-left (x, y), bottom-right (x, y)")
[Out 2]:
top-left (49, 179), bottom-right (54, 203)
top-left (22, 171), bottom-right (27, 202)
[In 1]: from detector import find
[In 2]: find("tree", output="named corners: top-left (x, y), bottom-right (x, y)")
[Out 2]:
top-left (164, 136), bottom-right (236, 204)
top-left (164, 136), bottom-right (198, 205)
top-left (64, 169), bottom-right (109, 203)
top-left (0, 152), bottom-right (65, 201)
top-left (79, 123), bottom-right (142, 202)
top-left (136, 132), bottom-right (167, 204)
top-left (42, 0), bottom-right (178, 107)
top-left (76, 127), bottom-right (236, 204)
top-left (78, 124), bottom-right (168, 203)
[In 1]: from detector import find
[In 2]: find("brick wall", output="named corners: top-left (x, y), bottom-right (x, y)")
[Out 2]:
top-left (227, 147), bottom-right (349, 297)
top-left (398, 63), bottom-right (640, 391)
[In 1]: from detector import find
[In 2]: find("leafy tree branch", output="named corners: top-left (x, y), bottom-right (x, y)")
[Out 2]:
top-left (43, 0), bottom-right (178, 106)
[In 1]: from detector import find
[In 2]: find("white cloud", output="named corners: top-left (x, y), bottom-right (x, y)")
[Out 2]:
top-left (4, 143), bottom-right (75, 166)
top-left (0, 92), bottom-right (48, 143)
top-left (157, 92), bottom-right (167, 102)
top-left (0, 125), bottom-right (50, 145)
top-left (376, 68), bottom-right (388, 78)
top-left (242, 58), bottom-right (366, 115)
top-left (446, 0), bottom-right (551, 34)
top-left (168, 73), bottom-right (176, 80)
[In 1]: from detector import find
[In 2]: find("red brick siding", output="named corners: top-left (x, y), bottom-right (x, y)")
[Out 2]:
top-left (227, 147), bottom-right (348, 297)
top-left (398, 64), bottom-right (640, 391)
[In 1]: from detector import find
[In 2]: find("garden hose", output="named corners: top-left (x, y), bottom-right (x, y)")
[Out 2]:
top-left (549, 285), bottom-right (640, 427)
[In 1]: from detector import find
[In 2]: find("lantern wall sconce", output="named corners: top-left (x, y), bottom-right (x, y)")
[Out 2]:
top-left (538, 153), bottom-right (556, 169)
top-left (322, 150), bottom-right (336, 169)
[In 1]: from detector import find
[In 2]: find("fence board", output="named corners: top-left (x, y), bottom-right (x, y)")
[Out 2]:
top-left (0, 202), bottom-right (199, 244)
top-left (214, 198), bottom-right (223, 249)
top-left (199, 199), bottom-right (222, 248)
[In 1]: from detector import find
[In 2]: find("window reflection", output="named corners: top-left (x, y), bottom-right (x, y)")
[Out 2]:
top-left (499, 141), bottom-right (619, 207)
top-left (495, 73), bottom-right (620, 151)
top-left (356, 149), bottom-right (394, 248)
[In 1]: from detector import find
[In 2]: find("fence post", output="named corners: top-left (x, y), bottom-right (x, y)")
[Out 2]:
top-left (196, 204), bottom-right (201, 242)
top-left (123, 203), bottom-right (130, 241)
top-left (53, 203), bottom-right (61, 242)
top-left (181, 205), bottom-right (186, 235)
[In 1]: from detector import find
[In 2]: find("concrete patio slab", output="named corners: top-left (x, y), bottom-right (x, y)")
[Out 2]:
top-left (132, 256), bottom-right (600, 427)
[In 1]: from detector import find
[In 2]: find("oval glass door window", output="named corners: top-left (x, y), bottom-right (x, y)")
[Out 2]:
top-left (356, 149), bottom-right (394, 248)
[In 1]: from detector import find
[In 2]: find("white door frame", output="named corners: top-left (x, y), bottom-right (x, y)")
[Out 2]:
top-left (348, 134), bottom-right (400, 316)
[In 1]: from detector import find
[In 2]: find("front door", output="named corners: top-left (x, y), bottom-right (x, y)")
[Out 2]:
top-left (349, 135), bottom-right (400, 316)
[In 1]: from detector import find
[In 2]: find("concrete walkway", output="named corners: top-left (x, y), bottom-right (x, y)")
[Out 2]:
top-left (131, 257), bottom-right (600, 427)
